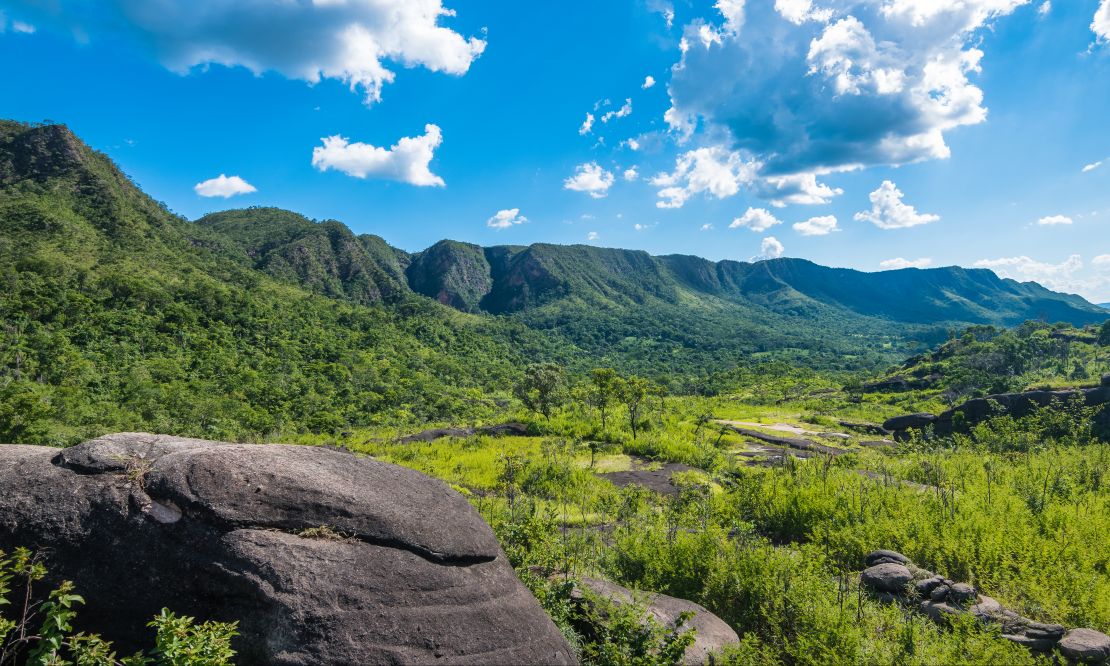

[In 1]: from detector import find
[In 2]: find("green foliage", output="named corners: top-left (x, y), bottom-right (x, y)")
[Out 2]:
top-left (514, 363), bottom-right (569, 420)
top-left (0, 548), bottom-right (236, 666)
top-left (1099, 319), bottom-right (1110, 347)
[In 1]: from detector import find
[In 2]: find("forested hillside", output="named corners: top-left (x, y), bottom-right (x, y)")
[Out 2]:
top-left (1, 120), bottom-right (1107, 444)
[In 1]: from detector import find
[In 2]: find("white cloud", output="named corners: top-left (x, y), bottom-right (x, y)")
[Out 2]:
top-left (880, 257), bottom-right (933, 269)
top-left (642, 75), bottom-right (656, 89)
top-left (487, 208), bottom-right (528, 230)
top-left (6, 0), bottom-right (484, 106)
top-left (775, 0), bottom-right (833, 25)
top-left (730, 207), bottom-right (782, 232)
top-left (579, 113), bottom-right (595, 136)
top-left (754, 236), bottom-right (785, 260)
top-left (665, 0), bottom-right (1026, 192)
top-left (623, 167), bottom-right (639, 181)
top-left (972, 253), bottom-right (1110, 301)
top-left (651, 147), bottom-right (758, 208)
top-left (602, 98), bottom-right (632, 123)
top-left (1083, 160), bottom-right (1103, 173)
top-left (623, 138), bottom-right (641, 151)
top-left (564, 162), bottom-right (615, 199)
top-left (1037, 214), bottom-right (1073, 226)
top-left (1094, 0), bottom-right (1110, 40)
top-left (700, 223), bottom-right (714, 230)
top-left (792, 215), bottom-right (839, 236)
top-left (1037, 1), bottom-right (1051, 18)
top-left (755, 172), bottom-right (843, 207)
top-left (193, 174), bottom-right (256, 198)
top-left (634, 222), bottom-right (658, 232)
top-left (312, 124), bottom-right (445, 186)
top-left (854, 180), bottom-right (940, 230)
top-left (586, 231), bottom-right (600, 241)
top-left (11, 20), bottom-right (34, 33)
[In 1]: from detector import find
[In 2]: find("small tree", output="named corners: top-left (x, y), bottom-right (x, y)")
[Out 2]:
top-left (617, 375), bottom-right (652, 440)
top-left (514, 363), bottom-right (568, 420)
top-left (588, 368), bottom-right (620, 431)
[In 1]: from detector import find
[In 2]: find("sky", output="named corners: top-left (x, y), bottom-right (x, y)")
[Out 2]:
top-left (2, 0), bottom-right (1110, 302)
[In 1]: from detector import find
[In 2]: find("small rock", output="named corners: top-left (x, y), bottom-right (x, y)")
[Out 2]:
top-left (865, 550), bottom-right (909, 567)
top-left (969, 596), bottom-right (1003, 621)
top-left (1058, 628), bottom-right (1110, 664)
top-left (1003, 634), bottom-right (1057, 652)
top-left (920, 600), bottom-right (963, 623)
top-left (861, 563), bottom-right (914, 593)
top-left (882, 413), bottom-right (937, 432)
top-left (930, 585), bottom-right (950, 602)
top-left (948, 583), bottom-right (976, 605)
top-left (916, 577), bottom-right (944, 596)
top-left (1025, 621), bottom-right (1065, 638)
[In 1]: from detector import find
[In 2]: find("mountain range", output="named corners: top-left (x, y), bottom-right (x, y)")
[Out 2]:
top-left (1, 120), bottom-right (1106, 441)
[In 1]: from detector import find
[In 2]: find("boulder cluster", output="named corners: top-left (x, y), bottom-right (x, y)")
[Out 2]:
top-left (884, 375), bottom-right (1110, 440)
top-left (860, 550), bottom-right (1110, 664)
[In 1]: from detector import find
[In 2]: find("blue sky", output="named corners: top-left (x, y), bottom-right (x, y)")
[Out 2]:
top-left (2, 0), bottom-right (1109, 301)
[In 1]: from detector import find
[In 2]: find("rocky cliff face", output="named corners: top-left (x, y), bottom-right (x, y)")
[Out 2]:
top-left (0, 433), bottom-right (576, 665)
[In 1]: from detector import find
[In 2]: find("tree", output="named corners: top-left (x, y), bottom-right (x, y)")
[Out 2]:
top-left (1099, 320), bottom-right (1110, 347)
top-left (617, 375), bottom-right (652, 440)
top-left (513, 363), bottom-right (568, 420)
top-left (588, 368), bottom-right (620, 431)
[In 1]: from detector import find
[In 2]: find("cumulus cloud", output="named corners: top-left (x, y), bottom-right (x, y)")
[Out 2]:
top-left (1094, 0), bottom-right (1110, 40)
top-left (701, 223), bottom-right (714, 230)
top-left (579, 113), bottom-right (595, 136)
top-left (6, 0), bottom-right (484, 105)
top-left (972, 254), bottom-right (1110, 299)
top-left (651, 147), bottom-right (758, 208)
top-left (586, 231), bottom-right (600, 241)
top-left (564, 162), bottom-right (615, 198)
top-left (1037, 214), bottom-right (1073, 226)
top-left (487, 208), bottom-right (527, 230)
top-left (754, 236), bottom-right (785, 261)
top-left (623, 167), bottom-right (639, 181)
top-left (602, 98), bottom-right (632, 123)
top-left (880, 257), bottom-right (933, 269)
top-left (793, 215), bottom-right (839, 236)
top-left (1037, 1), bottom-right (1051, 18)
top-left (730, 207), bottom-right (783, 232)
top-left (194, 174), bottom-right (256, 198)
top-left (642, 75), bottom-right (656, 89)
top-left (664, 0), bottom-right (1026, 199)
top-left (1083, 160), bottom-right (1103, 173)
top-left (1093, 254), bottom-right (1110, 267)
top-left (854, 180), bottom-right (939, 229)
top-left (311, 124), bottom-right (444, 186)
top-left (754, 172), bottom-right (843, 207)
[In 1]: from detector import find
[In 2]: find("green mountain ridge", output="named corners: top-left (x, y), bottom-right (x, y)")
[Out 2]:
top-left (2, 119), bottom-right (1107, 442)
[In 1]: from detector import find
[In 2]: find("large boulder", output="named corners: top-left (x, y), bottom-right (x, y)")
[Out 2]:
top-left (570, 577), bottom-right (739, 665)
top-left (1058, 628), bottom-right (1110, 664)
top-left (860, 563), bottom-right (914, 593)
top-left (0, 433), bottom-right (576, 665)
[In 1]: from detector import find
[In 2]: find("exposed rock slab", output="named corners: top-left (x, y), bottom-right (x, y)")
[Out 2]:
top-left (1059, 628), bottom-right (1110, 664)
top-left (0, 433), bottom-right (576, 665)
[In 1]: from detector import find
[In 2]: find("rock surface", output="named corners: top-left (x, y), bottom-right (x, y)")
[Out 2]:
top-left (0, 433), bottom-right (576, 665)
top-left (1058, 628), bottom-right (1110, 664)
top-left (860, 563), bottom-right (914, 593)
top-left (570, 577), bottom-right (739, 665)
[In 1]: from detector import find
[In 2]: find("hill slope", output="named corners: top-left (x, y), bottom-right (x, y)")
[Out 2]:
top-left (0, 121), bottom-right (563, 444)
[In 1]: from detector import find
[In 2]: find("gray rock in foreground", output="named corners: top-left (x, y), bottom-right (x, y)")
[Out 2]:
top-left (0, 433), bottom-right (576, 665)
